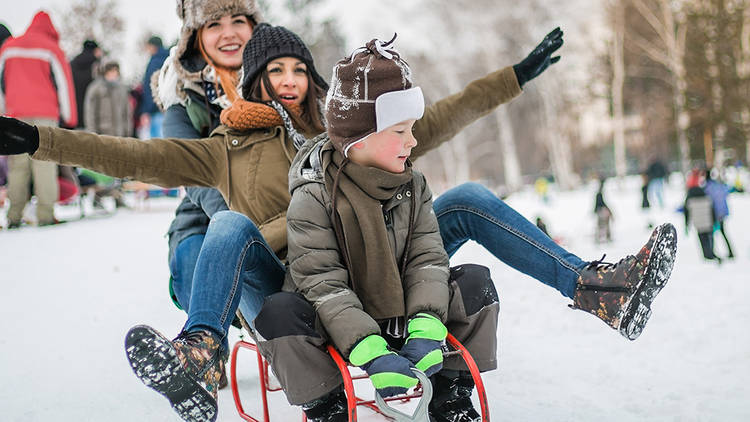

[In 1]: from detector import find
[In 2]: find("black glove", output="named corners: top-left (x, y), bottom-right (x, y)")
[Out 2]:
top-left (0, 116), bottom-right (40, 155)
top-left (512, 27), bottom-right (564, 87)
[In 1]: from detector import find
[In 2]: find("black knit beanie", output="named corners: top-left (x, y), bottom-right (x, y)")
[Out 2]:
top-left (241, 23), bottom-right (328, 99)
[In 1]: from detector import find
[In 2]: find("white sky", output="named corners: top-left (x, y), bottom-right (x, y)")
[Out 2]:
top-left (3, 0), bottom-right (182, 81)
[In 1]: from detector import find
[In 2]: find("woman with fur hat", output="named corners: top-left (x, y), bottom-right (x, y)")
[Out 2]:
top-left (154, 0), bottom-right (261, 343)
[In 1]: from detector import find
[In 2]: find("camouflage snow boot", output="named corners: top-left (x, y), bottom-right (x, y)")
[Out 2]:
top-left (570, 223), bottom-right (677, 340)
top-left (124, 325), bottom-right (224, 422)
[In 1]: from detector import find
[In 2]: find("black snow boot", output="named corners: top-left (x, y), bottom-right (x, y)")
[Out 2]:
top-left (124, 325), bottom-right (224, 422)
top-left (429, 371), bottom-right (480, 422)
top-left (301, 388), bottom-right (348, 422)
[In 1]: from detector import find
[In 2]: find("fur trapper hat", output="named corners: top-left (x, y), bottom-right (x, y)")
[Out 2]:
top-left (174, 0), bottom-right (263, 68)
top-left (152, 0), bottom-right (263, 110)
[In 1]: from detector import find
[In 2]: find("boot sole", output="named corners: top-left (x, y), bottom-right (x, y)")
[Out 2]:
top-left (619, 223), bottom-right (678, 340)
top-left (124, 325), bottom-right (218, 422)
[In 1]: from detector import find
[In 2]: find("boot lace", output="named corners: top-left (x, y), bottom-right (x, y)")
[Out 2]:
top-left (585, 254), bottom-right (626, 272)
top-left (174, 330), bottom-right (211, 346)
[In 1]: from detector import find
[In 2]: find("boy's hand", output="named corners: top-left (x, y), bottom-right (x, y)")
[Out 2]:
top-left (512, 27), bottom-right (564, 87)
top-left (399, 313), bottom-right (447, 377)
top-left (0, 116), bottom-right (40, 155)
top-left (350, 334), bottom-right (418, 397)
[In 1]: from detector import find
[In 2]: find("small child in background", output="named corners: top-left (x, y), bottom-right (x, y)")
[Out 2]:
top-left (684, 169), bottom-right (721, 263)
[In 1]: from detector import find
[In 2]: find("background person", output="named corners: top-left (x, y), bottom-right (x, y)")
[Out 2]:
top-left (139, 36), bottom-right (169, 138)
top-left (0, 11), bottom-right (77, 228)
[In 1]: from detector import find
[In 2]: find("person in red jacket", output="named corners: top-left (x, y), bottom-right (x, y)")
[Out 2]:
top-left (0, 11), bottom-right (77, 228)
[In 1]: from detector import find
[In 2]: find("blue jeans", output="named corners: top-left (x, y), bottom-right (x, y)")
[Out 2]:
top-left (169, 233), bottom-right (205, 312)
top-left (181, 211), bottom-right (286, 352)
top-left (433, 183), bottom-right (585, 299)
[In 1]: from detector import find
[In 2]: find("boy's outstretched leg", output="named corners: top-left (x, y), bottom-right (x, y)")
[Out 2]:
top-left (570, 223), bottom-right (678, 340)
top-left (125, 325), bottom-right (223, 422)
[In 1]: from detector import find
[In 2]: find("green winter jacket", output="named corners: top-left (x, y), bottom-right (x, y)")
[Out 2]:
top-left (285, 137), bottom-right (450, 357)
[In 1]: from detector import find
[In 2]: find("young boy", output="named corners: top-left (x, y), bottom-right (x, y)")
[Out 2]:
top-left (254, 38), bottom-right (500, 422)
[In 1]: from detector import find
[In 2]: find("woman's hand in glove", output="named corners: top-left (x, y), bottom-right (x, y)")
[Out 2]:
top-left (512, 27), bottom-right (564, 87)
top-left (0, 116), bottom-right (39, 155)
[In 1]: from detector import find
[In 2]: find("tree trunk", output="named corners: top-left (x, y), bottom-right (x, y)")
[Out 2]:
top-left (539, 78), bottom-right (577, 189)
top-left (661, 0), bottom-right (691, 174)
top-left (612, 2), bottom-right (627, 179)
top-left (496, 107), bottom-right (522, 191)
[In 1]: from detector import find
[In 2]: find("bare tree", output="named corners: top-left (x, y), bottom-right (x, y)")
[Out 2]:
top-left (626, 0), bottom-right (690, 173)
top-left (54, 0), bottom-right (125, 57)
top-left (610, 0), bottom-right (628, 179)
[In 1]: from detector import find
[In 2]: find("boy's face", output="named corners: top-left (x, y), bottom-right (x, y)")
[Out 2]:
top-left (348, 119), bottom-right (418, 173)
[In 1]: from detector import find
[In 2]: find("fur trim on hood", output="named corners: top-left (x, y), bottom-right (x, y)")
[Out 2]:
top-left (152, 0), bottom-right (263, 110)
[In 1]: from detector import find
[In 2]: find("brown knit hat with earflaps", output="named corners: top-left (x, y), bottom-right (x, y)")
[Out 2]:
top-left (325, 35), bottom-right (416, 154)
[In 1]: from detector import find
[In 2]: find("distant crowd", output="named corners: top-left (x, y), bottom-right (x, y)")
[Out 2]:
top-left (0, 14), bottom-right (171, 228)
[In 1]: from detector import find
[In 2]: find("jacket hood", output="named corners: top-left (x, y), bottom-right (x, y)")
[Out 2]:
top-left (288, 133), bottom-right (330, 194)
top-left (26, 11), bottom-right (59, 42)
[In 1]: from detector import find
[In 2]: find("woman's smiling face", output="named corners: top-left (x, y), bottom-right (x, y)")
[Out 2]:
top-left (200, 14), bottom-right (253, 70)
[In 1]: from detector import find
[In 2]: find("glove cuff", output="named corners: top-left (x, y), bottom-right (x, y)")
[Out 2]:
top-left (350, 334), bottom-right (390, 367)
top-left (407, 312), bottom-right (447, 341)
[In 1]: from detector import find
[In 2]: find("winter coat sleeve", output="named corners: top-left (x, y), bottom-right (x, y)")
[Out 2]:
top-left (33, 126), bottom-right (224, 189)
top-left (286, 182), bottom-right (380, 358)
top-left (410, 66), bottom-right (521, 160)
top-left (402, 175), bottom-right (451, 321)
top-left (163, 104), bottom-right (230, 218)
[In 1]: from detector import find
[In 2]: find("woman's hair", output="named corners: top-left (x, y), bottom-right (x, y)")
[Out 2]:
top-left (245, 67), bottom-right (326, 133)
top-left (194, 17), bottom-right (254, 103)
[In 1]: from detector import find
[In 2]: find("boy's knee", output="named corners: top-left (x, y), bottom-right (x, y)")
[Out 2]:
top-left (451, 264), bottom-right (499, 316)
top-left (254, 292), bottom-right (319, 340)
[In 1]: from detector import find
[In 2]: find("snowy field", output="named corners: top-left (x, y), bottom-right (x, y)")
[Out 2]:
top-left (1, 174), bottom-right (748, 421)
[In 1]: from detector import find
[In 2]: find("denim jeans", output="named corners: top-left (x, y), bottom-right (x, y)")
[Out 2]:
top-left (169, 233), bottom-right (205, 312)
top-left (433, 182), bottom-right (586, 299)
top-left (182, 211), bottom-right (286, 352)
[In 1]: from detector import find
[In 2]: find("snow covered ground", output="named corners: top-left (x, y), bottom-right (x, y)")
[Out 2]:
top-left (1, 175), bottom-right (748, 421)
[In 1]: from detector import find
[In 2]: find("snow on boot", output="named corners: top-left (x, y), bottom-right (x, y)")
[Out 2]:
top-left (570, 222), bottom-right (677, 340)
top-left (301, 389), bottom-right (348, 422)
top-left (428, 371), bottom-right (480, 422)
top-left (124, 325), bottom-right (223, 422)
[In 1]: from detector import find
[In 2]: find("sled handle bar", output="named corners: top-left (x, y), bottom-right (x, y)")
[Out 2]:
top-left (374, 368), bottom-right (432, 422)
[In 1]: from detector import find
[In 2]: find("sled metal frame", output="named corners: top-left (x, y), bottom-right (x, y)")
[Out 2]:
top-left (230, 322), bottom-right (490, 422)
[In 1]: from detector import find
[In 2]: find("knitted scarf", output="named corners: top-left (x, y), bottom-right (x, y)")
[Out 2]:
top-left (322, 142), bottom-right (414, 320)
top-left (220, 100), bottom-right (309, 149)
